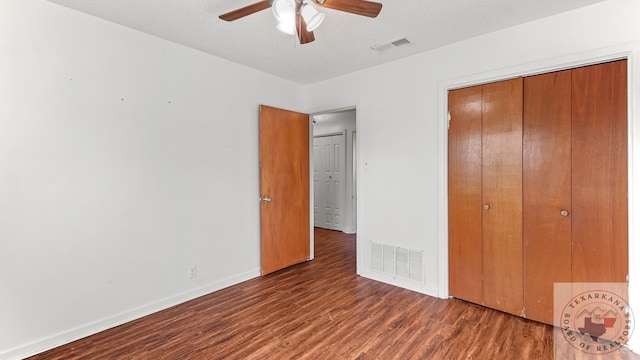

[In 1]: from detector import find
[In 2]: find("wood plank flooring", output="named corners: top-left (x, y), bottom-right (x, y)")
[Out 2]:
top-left (28, 228), bottom-right (639, 359)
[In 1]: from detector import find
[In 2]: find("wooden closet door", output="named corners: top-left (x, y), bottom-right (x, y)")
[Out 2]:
top-left (448, 85), bottom-right (483, 304)
top-left (523, 70), bottom-right (572, 324)
top-left (482, 78), bottom-right (523, 316)
top-left (571, 60), bottom-right (628, 283)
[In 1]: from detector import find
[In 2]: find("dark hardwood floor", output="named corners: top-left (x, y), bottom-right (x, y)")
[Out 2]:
top-left (29, 228), bottom-right (639, 359)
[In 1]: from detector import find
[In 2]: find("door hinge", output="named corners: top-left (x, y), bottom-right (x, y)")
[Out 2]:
top-left (447, 111), bottom-right (451, 129)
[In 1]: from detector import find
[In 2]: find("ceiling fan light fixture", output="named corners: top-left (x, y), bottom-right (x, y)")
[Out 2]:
top-left (275, 20), bottom-right (296, 35)
top-left (272, 0), bottom-right (297, 35)
top-left (300, 4), bottom-right (325, 32)
top-left (272, 0), bottom-right (296, 22)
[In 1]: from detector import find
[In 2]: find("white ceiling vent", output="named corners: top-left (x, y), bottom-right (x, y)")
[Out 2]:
top-left (371, 37), bottom-right (412, 54)
top-left (391, 38), bottom-right (411, 47)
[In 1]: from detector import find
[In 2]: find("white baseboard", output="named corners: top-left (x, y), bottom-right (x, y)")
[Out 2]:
top-left (1, 269), bottom-right (260, 360)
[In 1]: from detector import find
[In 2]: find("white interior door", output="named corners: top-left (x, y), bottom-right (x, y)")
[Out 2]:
top-left (313, 133), bottom-right (345, 231)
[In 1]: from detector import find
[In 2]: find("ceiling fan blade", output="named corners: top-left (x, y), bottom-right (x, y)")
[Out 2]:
top-left (316, 0), bottom-right (382, 18)
top-left (219, 0), bottom-right (272, 21)
top-left (296, 14), bottom-right (315, 44)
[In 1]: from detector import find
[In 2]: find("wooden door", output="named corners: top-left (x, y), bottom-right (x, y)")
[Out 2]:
top-left (523, 70), bottom-right (572, 324)
top-left (449, 61), bottom-right (628, 324)
top-left (522, 60), bottom-right (627, 323)
top-left (571, 60), bottom-right (628, 283)
top-left (481, 78), bottom-right (524, 316)
top-left (259, 105), bottom-right (310, 275)
top-left (449, 79), bottom-right (524, 313)
top-left (448, 85), bottom-right (483, 305)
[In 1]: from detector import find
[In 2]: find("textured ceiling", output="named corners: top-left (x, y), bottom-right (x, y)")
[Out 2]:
top-left (47, 0), bottom-right (608, 84)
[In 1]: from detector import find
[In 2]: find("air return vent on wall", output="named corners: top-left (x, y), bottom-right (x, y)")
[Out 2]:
top-left (370, 242), bottom-right (423, 283)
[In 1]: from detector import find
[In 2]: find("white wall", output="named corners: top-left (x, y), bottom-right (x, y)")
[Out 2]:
top-left (0, 0), bottom-right (304, 358)
top-left (3, 0), bottom-right (640, 358)
top-left (304, 0), bottom-right (640, 344)
top-left (312, 110), bottom-right (357, 233)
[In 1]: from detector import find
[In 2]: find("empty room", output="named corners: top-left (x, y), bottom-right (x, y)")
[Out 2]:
top-left (1, 0), bottom-right (639, 359)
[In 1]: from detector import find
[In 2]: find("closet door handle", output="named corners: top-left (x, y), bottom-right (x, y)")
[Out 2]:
top-left (483, 204), bottom-right (490, 210)
top-left (560, 209), bottom-right (569, 217)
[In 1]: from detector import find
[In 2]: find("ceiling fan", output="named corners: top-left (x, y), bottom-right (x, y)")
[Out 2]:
top-left (219, 0), bottom-right (383, 45)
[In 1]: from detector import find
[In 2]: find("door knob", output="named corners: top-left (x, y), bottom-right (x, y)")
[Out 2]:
top-left (560, 209), bottom-right (569, 217)
top-left (260, 196), bottom-right (272, 203)
top-left (483, 204), bottom-right (490, 210)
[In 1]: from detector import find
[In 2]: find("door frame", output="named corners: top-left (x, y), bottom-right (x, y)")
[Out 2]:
top-left (307, 103), bottom-right (361, 272)
top-left (436, 41), bottom-right (640, 345)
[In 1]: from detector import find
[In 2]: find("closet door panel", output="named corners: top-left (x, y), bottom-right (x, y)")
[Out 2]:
top-left (523, 71), bottom-right (572, 324)
top-left (448, 86), bottom-right (483, 304)
top-left (481, 78), bottom-right (524, 315)
top-left (571, 60), bottom-right (628, 283)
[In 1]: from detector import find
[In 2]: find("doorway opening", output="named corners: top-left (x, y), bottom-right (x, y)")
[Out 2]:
top-left (310, 108), bottom-right (358, 275)
top-left (311, 109), bottom-right (357, 235)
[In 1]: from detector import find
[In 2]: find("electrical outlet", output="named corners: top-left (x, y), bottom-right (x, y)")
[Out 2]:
top-left (188, 266), bottom-right (197, 279)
